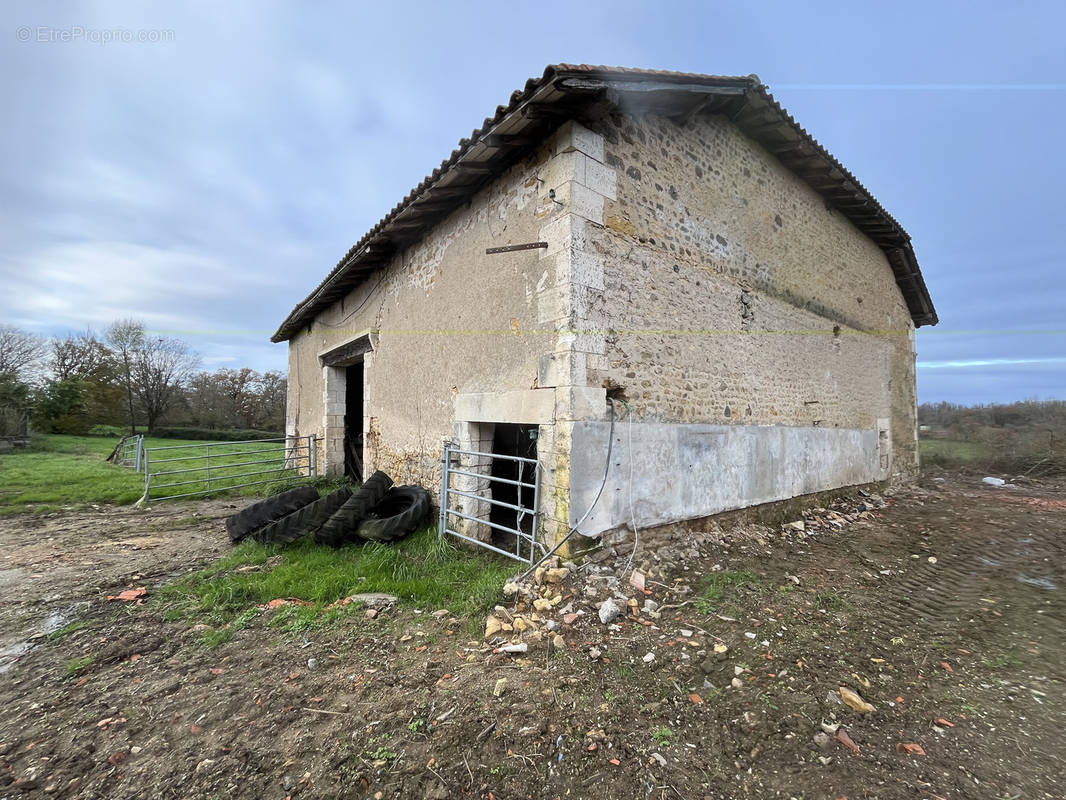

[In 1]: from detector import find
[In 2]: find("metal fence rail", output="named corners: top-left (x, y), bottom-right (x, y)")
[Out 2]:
top-left (439, 443), bottom-right (544, 563)
top-left (141, 435), bottom-right (317, 502)
top-left (113, 434), bottom-right (145, 472)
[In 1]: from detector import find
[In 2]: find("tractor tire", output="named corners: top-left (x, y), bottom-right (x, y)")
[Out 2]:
top-left (314, 470), bottom-right (393, 547)
top-left (252, 486), bottom-right (353, 546)
top-left (356, 485), bottom-right (431, 543)
top-left (225, 486), bottom-right (320, 543)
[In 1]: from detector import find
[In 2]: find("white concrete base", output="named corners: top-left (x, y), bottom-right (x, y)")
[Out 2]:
top-left (569, 422), bottom-right (885, 536)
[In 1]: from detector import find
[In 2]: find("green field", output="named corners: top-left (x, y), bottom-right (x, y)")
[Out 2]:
top-left (0, 434), bottom-right (305, 515)
top-left (919, 438), bottom-right (993, 467)
top-left (2, 433), bottom-right (515, 624)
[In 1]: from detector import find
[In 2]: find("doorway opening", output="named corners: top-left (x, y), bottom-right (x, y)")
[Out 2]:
top-left (344, 362), bottom-right (364, 481)
top-left (489, 423), bottom-right (538, 548)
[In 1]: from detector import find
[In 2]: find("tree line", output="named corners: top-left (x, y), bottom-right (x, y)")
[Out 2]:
top-left (918, 398), bottom-right (1065, 475)
top-left (918, 399), bottom-right (1066, 430)
top-left (0, 321), bottom-right (285, 436)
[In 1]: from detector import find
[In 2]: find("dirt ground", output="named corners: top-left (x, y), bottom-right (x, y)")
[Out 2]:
top-left (1, 473), bottom-right (1063, 799)
top-left (0, 501), bottom-right (233, 669)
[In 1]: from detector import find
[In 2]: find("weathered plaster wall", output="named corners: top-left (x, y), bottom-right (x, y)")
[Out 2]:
top-left (285, 124), bottom-right (612, 543)
top-left (287, 143), bottom-right (552, 481)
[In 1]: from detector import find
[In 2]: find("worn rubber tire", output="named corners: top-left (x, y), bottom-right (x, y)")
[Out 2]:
top-left (225, 486), bottom-right (320, 543)
top-left (356, 485), bottom-right (431, 543)
top-left (314, 470), bottom-right (393, 547)
top-left (252, 487), bottom-right (353, 545)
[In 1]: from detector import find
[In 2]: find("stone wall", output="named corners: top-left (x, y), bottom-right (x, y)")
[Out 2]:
top-left (558, 111), bottom-right (919, 533)
top-left (586, 110), bottom-right (917, 467)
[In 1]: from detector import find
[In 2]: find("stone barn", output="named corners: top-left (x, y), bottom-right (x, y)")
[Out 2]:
top-left (273, 65), bottom-right (937, 554)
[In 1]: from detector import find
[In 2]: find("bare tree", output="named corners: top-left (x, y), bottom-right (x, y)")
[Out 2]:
top-left (215, 368), bottom-right (259, 428)
top-left (257, 370), bottom-right (287, 431)
top-left (51, 330), bottom-right (114, 381)
top-left (0, 324), bottom-right (46, 380)
top-left (105, 319), bottom-right (145, 434)
top-left (130, 335), bottom-right (200, 432)
top-left (185, 371), bottom-right (226, 428)
top-left (182, 368), bottom-right (287, 431)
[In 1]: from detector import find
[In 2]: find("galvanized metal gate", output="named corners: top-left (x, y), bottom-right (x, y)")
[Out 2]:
top-left (439, 442), bottom-right (544, 563)
top-left (141, 435), bottom-right (317, 502)
top-left (113, 434), bottom-right (145, 472)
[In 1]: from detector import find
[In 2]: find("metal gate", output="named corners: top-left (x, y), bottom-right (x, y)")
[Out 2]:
top-left (439, 442), bottom-right (544, 563)
top-left (141, 435), bottom-right (317, 502)
top-left (112, 434), bottom-right (145, 472)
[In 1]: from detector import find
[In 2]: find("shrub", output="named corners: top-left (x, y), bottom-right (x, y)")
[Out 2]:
top-left (150, 426), bottom-right (285, 442)
top-left (87, 424), bottom-right (127, 437)
top-left (32, 380), bottom-right (89, 435)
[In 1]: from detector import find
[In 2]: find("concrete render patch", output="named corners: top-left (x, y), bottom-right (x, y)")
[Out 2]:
top-left (454, 389), bottom-right (556, 425)
top-left (568, 422), bottom-right (882, 536)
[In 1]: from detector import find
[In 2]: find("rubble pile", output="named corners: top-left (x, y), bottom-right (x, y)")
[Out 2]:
top-left (777, 490), bottom-right (889, 541)
top-left (483, 563), bottom-right (575, 652)
top-left (480, 487), bottom-right (892, 674)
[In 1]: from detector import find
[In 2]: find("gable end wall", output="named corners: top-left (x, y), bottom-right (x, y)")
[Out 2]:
top-left (566, 112), bottom-right (918, 534)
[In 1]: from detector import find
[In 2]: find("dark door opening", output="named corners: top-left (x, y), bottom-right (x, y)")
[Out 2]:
top-left (489, 423), bottom-right (537, 547)
top-left (344, 362), bottom-right (364, 482)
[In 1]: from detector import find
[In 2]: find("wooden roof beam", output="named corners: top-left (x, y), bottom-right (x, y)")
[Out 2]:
top-left (522, 101), bottom-right (585, 120)
top-left (744, 119), bottom-right (791, 138)
top-left (451, 161), bottom-right (497, 175)
top-left (764, 139), bottom-right (807, 155)
top-left (482, 133), bottom-right (539, 148)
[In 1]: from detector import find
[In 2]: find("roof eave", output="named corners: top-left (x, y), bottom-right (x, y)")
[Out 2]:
top-left (272, 65), bottom-right (936, 341)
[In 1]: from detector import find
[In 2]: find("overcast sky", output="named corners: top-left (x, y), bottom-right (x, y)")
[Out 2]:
top-left (3, 1), bottom-right (1063, 403)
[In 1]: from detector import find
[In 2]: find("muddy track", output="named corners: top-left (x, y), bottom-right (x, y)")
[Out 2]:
top-left (0, 500), bottom-right (233, 671)
top-left (867, 489), bottom-right (1065, 641)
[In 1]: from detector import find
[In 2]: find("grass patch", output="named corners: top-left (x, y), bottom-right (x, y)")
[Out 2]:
top-left (919, 439), bottom-right (992, 468)
top-left (367, 744), bottom-right (398, 762)
top-left (815, 590), bottom-right (853, 611)
top-left (0, 435), bottom-right (147, 513)
top-left (651, 727), bottom-right (674, 748)
top-left (694, 569), bottom-right (759, 613)
top-left (986, 649), bottom-right (1024, 670)
top-left (157, 524), bottom-right (514, 630)
top-left (700, 570), bottom-right (759, 601)
top-left (65, 655), bottom-right (95, 675)
top-left (198, 628), bottom-right (235, 648)
top-left (48, 620), bottom-right (92, 641)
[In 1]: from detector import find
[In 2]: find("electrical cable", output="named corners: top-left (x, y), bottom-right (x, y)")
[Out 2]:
top-left (318, 271), bottom-right (388, 330)
top-left (518, 398), bottom-right (616, 581)
top-left (620, 399), bottom-right (640, 577)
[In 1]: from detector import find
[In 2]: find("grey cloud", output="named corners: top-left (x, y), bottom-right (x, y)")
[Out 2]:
top-left (1, 2), bottom-right (1063, 403)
